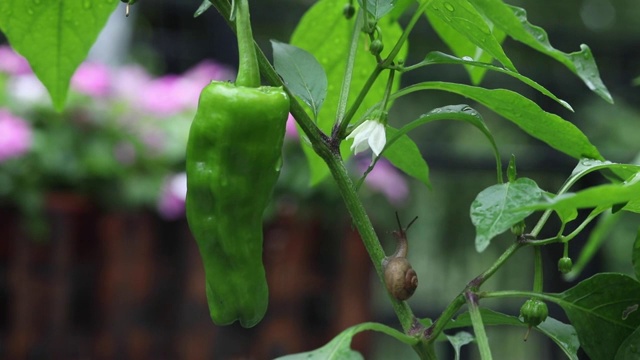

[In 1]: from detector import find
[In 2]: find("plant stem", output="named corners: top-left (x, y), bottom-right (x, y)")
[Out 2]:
top-left (469, 242), bottom-right (523, 290)
top-left (322, 149), bottom-right (417, 331)
top-left (525, 206), bottom-right (607, 245)
top-left (466, 291), bottom-right (493, 360)
top-left (333, 66), bottom-right (384, 139)
top-left (424, 242), bottom-right (522, 342)
top-left (481, 290), bottom-right (558, 304)
top-left (381, 1), bottom-right (429, 69)
top-left (333, 10), bottom-right (364, 138)
top-left (233, 0), bottom-right (260, 87)
top-left (533, 246), bottom-right (543, 293)
top-left (333, 0), bottom-right (429, 140)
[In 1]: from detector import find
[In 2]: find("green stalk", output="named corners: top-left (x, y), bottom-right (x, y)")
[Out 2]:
top-left (334, 0), bottom-right (429, 140)
top-left (323, 150), bottom-right (417, 331)
top-left (466, 292), bottom-right (493, 360)
top-left (424, 242), bottom-right (522, 342)
top-left (334, 10), bottom-right (364, 135)
top-left (381, 0), bottom-right (429, 68)
top-left (533, 246), bottom-right (543, 293)
top-left (233, 0), bottom-right (260, 88)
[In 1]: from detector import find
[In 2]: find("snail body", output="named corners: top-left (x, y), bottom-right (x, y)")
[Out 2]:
top-left (383, 216), bottom-right (419, 301)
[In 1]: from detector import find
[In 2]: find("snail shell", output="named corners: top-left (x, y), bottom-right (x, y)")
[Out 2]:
top-left (384, 258), bottom-right (418, 301)
top-left (383, 219), bottom-right (419, 301)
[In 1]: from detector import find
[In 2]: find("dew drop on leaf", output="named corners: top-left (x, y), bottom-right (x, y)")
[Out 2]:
top-left (444, 2), bottom-right (455, 11)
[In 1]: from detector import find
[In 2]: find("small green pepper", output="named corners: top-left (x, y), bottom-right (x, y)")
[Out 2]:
top-left (519, 298), bottom-right (548, 327)
top-left (186, 0), bottom-right (289, 328)
top-left (558, 257), bottom-right (573, 274)
top-left (369, 39), bottom-right (384, 56)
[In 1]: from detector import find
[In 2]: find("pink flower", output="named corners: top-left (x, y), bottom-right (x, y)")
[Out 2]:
top-left (285, 113), bottom-right (298, 140)
top-left (0, 45), bottom-right (31, 75)
top-left (71, 62), bottom-right (112, 97)
top-left (359, 159), bottom-right (408, 205)
top-left (138, 75), bottom-right (194, 116)
top-left (112, 65), bottom-right (152, 104)
top-left (182, 60), bottom-right (235, 84)
top-left (157, 173), bottom-right (187, 220)
top-left (0, 110), bottom-right (32, 162)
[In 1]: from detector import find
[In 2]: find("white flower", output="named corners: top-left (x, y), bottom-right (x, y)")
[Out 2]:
top-left (346, 120), bottom-right (386, 156)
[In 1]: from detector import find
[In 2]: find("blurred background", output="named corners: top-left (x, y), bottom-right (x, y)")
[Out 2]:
top-left (1, 0), bottom-right (639, 359)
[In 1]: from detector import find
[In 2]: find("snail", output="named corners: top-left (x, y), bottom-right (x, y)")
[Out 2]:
top-left (382, 215), bottom-right (419, 301)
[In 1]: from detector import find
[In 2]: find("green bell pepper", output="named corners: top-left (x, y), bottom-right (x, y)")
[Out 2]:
top-left (185, 0), bottom-right (289, 328)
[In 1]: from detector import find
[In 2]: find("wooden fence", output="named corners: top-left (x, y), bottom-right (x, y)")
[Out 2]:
top-left (0, 194), bottom-right (371, 359)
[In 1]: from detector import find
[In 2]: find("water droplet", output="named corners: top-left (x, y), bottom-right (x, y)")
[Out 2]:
top-left (462, 56), bottom-right (473, 61)
top-left (83, 0), bottom-right (91, 9)
top-left (27, 8), bottom-right (34, 15)
top-left (33, 0), bottom-right (41, 5)
top-left (444, 2), bottom-right (454, 11)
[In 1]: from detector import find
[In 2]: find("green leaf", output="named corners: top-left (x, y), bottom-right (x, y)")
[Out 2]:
top-left (414, 52), bottom-right (573, 111)
top-left (383, 127), bottom-right (430, 187)
top-left (425, 0), bottom-right (516, 73)
top-left (424, 10), bottom-right (506, 84)
top-left (615, 326), bottom-right (640, 360)
top-left (358, 0), bottom-right (394, 20)
top-left (275, 322), bottom-right (418, 360)
top-left (291, 0), bottom-right (407, 185)
top-left (554, 273), bottom-right (640, 360)
top-left (388, 0), bottom-right (413, 21)
top-left (361, 104), bottom-right (503, 189)
top-left (194, 0), bottom-right (213, 17)
top-left (470, 178), bottom-right (543, 252)
top-left (446, 331), bottom-right (474, 360)
top-left (467, 0), bottom-right (613, 103)
top-left (392, 82), bottom-right (603, 161)
top-left (570, 159), bottom-right (640, 184)
top-left (0, 0), bottom-right (120, 110)
top-left (445, 309), bottom-right (579, 360)
top-left (384, 105), bottom-right (501, 184)
top-left (528, 173), bottom-right (640, 214)
top-left (272, 40), bottom-right (328, 118)
top-left (633, 228), bottom-right (640, 281)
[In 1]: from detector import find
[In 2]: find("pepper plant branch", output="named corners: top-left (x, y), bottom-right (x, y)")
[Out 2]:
top-left (333, 65), bottom-right (384, 140)
top-left (381, 0), bottom-right (430, 69)
top-left (533, 246), bottom-right (543, 293)
top-left (322, 150), bottom-right (417, 332)
top-left (334, 0), bottom-right (432, 140)
top-left (332, 10), bottom-right (365, 143)
top-left (466, 291), bottom-right (493, 360)
top-left (524, 207), bottom-right (607, 246)
top-left (530, 168), bottom-right (586, 237)
top-left (423, 241), bottom-right (523, 342)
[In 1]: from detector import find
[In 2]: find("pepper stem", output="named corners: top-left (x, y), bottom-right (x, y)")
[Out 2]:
top-left (234, 0), bottom-right (260, 87)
